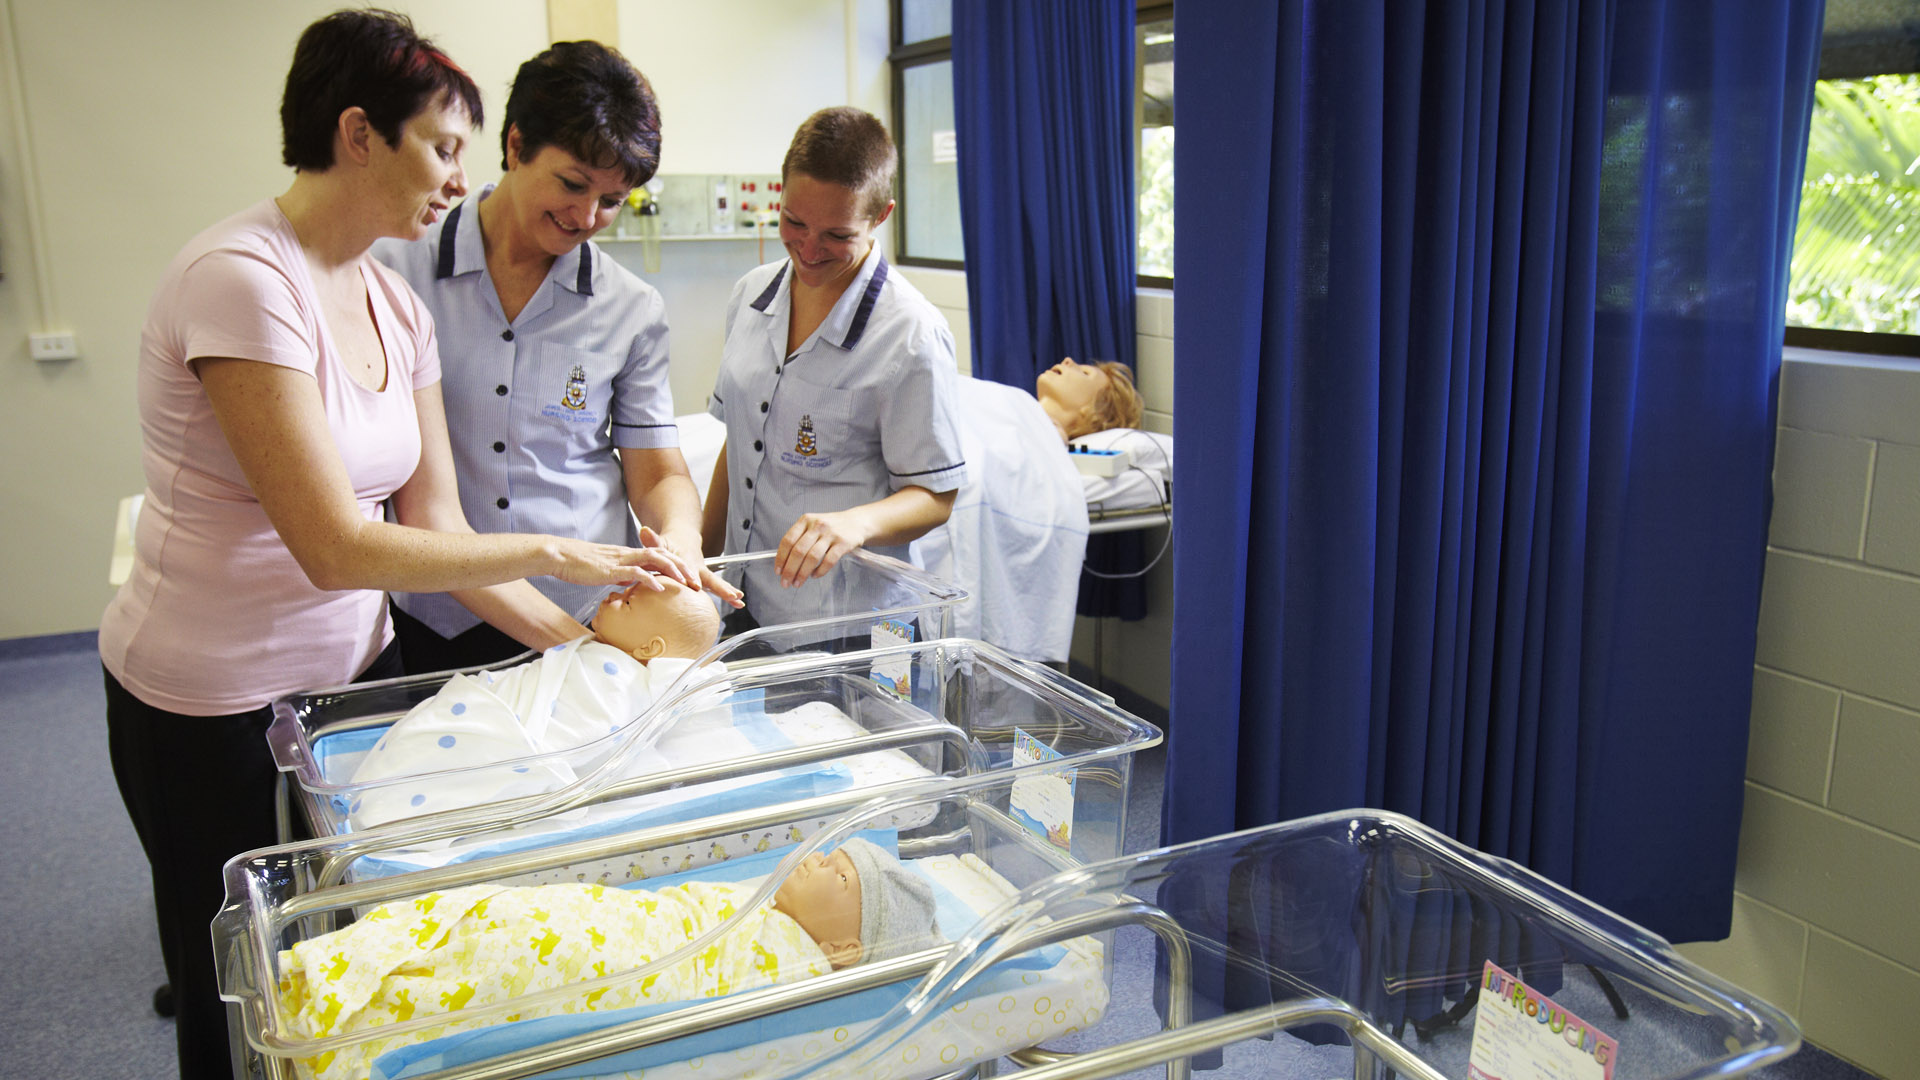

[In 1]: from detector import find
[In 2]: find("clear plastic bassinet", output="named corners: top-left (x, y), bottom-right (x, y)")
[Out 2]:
top-left (266, 549), bottom-right (966, 843)
top-left (777, 809), bottom-right (1802, 1080)
top-left (216, 640), bottom-right (1162, 1080)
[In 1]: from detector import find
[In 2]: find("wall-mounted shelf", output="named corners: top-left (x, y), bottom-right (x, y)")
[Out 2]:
top-left (599, 232), bottom-right (774, 244)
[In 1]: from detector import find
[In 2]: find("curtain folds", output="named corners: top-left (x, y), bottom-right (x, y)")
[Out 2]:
top-left (951, 0), bottom-right (1137, 387)
top-left (1167, 0), bottom-right (1824, 942)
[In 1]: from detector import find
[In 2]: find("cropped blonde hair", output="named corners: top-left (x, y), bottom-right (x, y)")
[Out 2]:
top-left (1083, 360), bottom-right (1144, 434)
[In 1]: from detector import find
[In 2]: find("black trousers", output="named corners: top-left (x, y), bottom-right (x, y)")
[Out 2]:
top-left (391, 601), bottom-right (532, 675)
top-left (103, 640), bottom-right (401, 1080)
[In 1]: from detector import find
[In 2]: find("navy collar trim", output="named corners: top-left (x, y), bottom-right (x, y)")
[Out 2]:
top-left (435, 202), bottom-right (463, 279)
top-left (749, 264), bottom-right (788, 313)
top-left (435, 200), bottom-right (594, 297)
top-left (840, 256), bottom-right (888, 349)
top-left (575, 242), bottom-right (594, 297)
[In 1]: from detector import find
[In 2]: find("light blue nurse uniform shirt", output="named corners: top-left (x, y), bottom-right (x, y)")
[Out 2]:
top-left (374, 186), bottom-right (679, 636)
top-left (708, 252), bottom-right (967, 627)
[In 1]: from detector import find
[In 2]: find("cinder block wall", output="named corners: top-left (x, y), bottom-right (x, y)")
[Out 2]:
top-left (1675, 350), bottom-right (1920, 1079)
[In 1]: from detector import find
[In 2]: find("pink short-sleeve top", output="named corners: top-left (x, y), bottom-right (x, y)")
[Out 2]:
top-left (100, 200), bottom-right (444, 715)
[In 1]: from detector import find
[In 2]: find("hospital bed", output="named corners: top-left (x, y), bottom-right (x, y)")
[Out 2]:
top-left (267, 548), bottom-right (965, 846)
top-left (676, 406), bottom-right (1172, 664)
top-left (216, 638), bottom-right (1163, 1080)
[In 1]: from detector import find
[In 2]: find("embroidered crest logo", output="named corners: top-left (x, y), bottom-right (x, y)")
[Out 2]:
top-left (561, 365), bottom-right (588, 411)
top-left (795, 414), bottom-right (818, 457)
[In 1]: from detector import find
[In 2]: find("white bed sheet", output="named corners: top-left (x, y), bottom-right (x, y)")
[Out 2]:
top-left (1075, 427), bottom-right (1173, 514)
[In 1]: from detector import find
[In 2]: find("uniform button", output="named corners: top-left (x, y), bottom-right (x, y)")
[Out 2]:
top-left (496, 497), bottom-right (509, 509)
top-left (760, 401), bottom-right (769, 413)
top-left (775, 365), bottom-right (782, 374)
top-left (492, 441), bottom-right (505, 453)
top-left (744, 477), bottom-right (753, 489)
top-left (753, 440), bottom-right (763, 452)
top-left (501, 329), bottom-right (514, 341)
top-left (741, 519), bottom-right (750, 530)
top-left (495, 385), bottom-right (508, 396)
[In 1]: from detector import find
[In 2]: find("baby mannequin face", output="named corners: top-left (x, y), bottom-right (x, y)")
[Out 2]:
top-left (1035, 357), bottom-right (1114, 440)
top-left (772, 848), bottom-right (864, 969)
top-left (590, 576), bottom-right (723, 662)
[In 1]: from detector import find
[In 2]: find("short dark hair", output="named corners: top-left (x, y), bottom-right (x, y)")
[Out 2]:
top-left (280, 9), bottom-right (483, 172)
top-left (502, 41), bottom-right (661, 188)
top-left (782, 107), bottom-right (897, 220)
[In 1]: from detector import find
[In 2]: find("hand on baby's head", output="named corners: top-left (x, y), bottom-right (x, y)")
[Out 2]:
top-left (590, 575), bottom-right (723, 662)
top-left (772, 838), bottom-right (939, 969)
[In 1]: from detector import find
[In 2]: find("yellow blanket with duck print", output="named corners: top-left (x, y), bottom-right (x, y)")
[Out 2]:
top-left (277, 880), bottom-right (830, 1080)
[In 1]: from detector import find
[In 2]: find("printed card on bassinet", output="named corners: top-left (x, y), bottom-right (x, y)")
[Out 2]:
top-left (1467, 961), bottom-right (1618, 1080)
top-left (1010, 728), bottom-right (1075, 850)
top-left (868, 617), bottom-right (914, 697)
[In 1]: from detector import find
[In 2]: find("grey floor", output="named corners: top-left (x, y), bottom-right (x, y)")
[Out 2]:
top-left (0, 632), bottom-right (1882, 1080)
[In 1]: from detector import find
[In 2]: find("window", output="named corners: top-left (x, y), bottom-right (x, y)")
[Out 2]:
top-left (1783, 4), bottom-right (1920, 356)
top-left (889, 1), bottom-right (1173, 284)
top-left (1137, 9), bottom-right (1173, 283)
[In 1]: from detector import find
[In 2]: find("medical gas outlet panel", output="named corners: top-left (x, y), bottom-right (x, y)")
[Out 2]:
top-left (637, 173), bottom-right (783, 239)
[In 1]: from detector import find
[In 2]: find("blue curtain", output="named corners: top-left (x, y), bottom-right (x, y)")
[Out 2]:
top-left (1166, 0), bottom-right (1823, 942)
top-left (951, 0), bottom-right (1136, 387)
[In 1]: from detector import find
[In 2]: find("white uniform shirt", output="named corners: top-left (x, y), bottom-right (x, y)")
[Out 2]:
top-left (374, 187), bottom-right (679, 635)
top-left (708, 253), bottom-right (967, 627)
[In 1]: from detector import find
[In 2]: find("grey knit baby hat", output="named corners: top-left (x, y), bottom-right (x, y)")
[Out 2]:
top-left (838, 838), bottom-right (941, 963)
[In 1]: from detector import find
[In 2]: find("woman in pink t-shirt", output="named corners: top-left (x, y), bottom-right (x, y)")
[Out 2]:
top-left (96, 13), bottom-right (696, 1079)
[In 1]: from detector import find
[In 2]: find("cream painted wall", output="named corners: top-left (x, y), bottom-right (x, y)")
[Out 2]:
top-left (0, 0), bottom-right (881, 640)
top-left (1675, 350), bottom-right (1920, 1079)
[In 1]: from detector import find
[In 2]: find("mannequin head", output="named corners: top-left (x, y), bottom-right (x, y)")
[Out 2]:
top-left (772, 838), bottom-right (939, 969)
top-left (1035, 357), bottom-right (1143, 441)
top-left (590, 576), bottom-right (722, 662)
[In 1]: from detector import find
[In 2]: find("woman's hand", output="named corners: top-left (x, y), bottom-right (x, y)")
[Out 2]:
top-left (647, 525), bottom-right (746, 608)
top-left (774, 509), bottom-right (872, 587)
top-left (548, 534), bottom-right (690, 588)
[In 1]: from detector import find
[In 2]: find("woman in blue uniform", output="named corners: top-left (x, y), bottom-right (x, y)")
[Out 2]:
top-left (377, 40), bottom-right (738, 672)
top-left (700, 107), bottom-right (967, 629)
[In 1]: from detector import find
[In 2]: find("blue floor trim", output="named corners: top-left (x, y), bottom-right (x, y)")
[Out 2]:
top-left (0, 629), bottom-right (98, 660)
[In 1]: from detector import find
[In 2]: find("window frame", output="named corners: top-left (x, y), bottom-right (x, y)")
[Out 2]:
top-left (1782, 32), bottom-right (1920, 358)
top-left (888, 19), bottom-right (963, 272)
top-left (887, 0), bottom-right (1173, 287)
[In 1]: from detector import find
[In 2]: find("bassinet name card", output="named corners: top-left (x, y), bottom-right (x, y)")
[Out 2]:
top-left (1468, 961), bottom-right (1617, 1080)
top-left (1009, 728), bottom-right (1075, 850)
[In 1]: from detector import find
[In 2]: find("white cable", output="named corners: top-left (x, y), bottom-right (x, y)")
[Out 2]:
top-left (1081, 433), bottom-right (1173, 581)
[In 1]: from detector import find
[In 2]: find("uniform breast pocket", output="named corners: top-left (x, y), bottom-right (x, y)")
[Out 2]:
top-left (768, 398), bottom-right (866, 481)
top-left (535, 344), bottom-right (616, 436)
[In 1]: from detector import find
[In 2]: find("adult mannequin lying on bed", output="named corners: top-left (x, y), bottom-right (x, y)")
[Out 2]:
top-left (912, 358), bottom-right (1144, 663)
top-left (346, 577), bottom-right (724, 828)
top-left (278, 838), bottom-right (939, 1080)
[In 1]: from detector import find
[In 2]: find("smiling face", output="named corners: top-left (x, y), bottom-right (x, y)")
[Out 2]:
top-left (772, 848), bottom-right (864, 967)
top-left (368, 97), bottom-right (472, 240)
top-left (496, 127), bottom-right (632, 257)
top-left (778, 171), bottom-right (893, 291)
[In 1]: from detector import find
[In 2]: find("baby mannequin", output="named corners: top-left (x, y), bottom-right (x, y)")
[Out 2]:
top-left (1035, 356), bottom-right (1144, 442)
top-left (346, 576), bottom-right (724, 828)
top-left (277, 838), bottom-right (941, 1080)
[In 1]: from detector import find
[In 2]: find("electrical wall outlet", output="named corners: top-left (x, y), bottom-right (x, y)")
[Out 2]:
top-left (28, 331), bottom-right (78, 362)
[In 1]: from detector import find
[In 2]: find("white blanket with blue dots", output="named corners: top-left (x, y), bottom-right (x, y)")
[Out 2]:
top-left (346, 637), bottom-right (699, 830)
